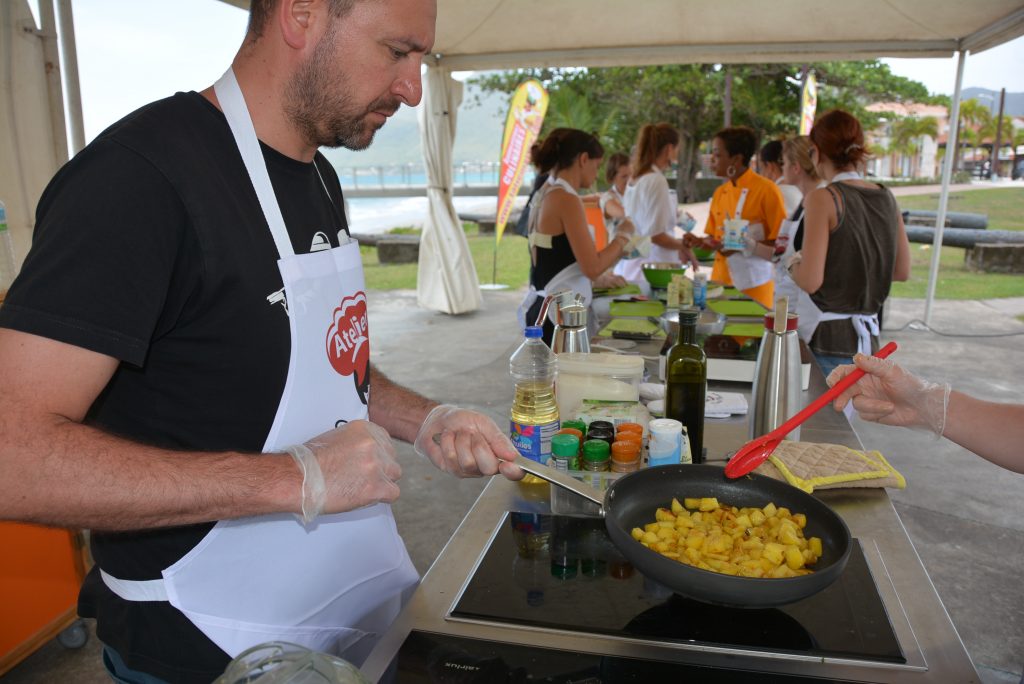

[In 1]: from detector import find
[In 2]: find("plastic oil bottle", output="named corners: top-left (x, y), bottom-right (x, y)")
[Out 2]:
top-left (510, 325), bottom-right (559, 484)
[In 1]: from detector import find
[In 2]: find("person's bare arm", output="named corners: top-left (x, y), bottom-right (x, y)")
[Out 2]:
top-left (367, 363), bottom-right (436, 442)
top-left (369, 364), bottom-right (523, 480)
top-left (892, 210), bottom-right (911, 282)
top-left (789, 187), bottom-right (836, 294)
top-left (940, 392), bottom-right (1024, 473)
top-left (556, 194), bottom-right (628, 279)
top-left (0, 329), bottom-right (299, 530)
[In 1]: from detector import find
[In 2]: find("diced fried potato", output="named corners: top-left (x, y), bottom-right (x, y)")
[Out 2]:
top-left (699, 497), bottom-right (719, 512)
top-left (639, 498), bottom-right (820, 580)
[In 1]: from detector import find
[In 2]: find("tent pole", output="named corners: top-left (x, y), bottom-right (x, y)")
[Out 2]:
top-left (923, 48), bottom-right (966, 327)
top-left (56, 0), bottom-right (85, 156)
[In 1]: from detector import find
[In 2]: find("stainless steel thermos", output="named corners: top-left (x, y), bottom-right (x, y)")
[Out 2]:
top-left (749, 298), bottom-right (802, 441)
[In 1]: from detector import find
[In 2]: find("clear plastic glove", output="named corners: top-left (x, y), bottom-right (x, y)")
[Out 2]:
top-left (784, 250), bottom-right (803, 275)
top-left (413, 405), bottom-right (524, 480)
top-left (615, 218), bottom-right (636, 237)
top-left (285, 420), bottom-right (401, 524)
top-left (826, 354), bottom-right (951, 438)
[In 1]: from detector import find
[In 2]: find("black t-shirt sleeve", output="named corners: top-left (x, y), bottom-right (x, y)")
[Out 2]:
top-left (0, 139), bottom-right (191, 366)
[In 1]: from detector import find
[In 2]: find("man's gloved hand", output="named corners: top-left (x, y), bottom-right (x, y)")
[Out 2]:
top-left (413, 405), bottom-right (524, 480)
top-left (285, 420), bottom-right (401, 524)
top-left (827, 354), bottom-right (951, 438)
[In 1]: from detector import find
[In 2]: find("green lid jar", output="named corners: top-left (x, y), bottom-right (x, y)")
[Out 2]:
top-left (581, 439), bottom-right (611, 472)
top-left (551, 433), bottom-right (580, 471)
top-left (561, 419), bottom-right (587, 437)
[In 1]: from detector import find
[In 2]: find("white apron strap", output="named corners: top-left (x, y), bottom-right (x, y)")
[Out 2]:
top-left (214, 68), bottom-right (295, 259)
top-left (817, 311), bottom-right (879, 357)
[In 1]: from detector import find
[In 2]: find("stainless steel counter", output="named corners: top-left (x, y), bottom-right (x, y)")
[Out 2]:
top-left (362, 357), bottom-right (979, 682)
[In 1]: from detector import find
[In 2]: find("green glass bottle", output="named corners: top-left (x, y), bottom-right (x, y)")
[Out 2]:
top-left (664, 307), bottom-right (707, 463)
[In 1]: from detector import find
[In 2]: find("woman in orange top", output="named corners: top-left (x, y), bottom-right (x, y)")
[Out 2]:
top-left (688, 127), bottom-right (787, 309)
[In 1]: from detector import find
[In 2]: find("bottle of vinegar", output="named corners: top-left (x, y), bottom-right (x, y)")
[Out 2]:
top-left (510, 326), bottom-right (559, 483)
top-left (664, 308), bottom-right (707, 463)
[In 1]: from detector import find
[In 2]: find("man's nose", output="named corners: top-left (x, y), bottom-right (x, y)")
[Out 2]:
top-left (392, 63), bottom-right (424, 107)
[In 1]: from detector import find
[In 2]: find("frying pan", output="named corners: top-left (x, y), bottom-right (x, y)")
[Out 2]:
top-left (514, 455), bottom-right (851, 608)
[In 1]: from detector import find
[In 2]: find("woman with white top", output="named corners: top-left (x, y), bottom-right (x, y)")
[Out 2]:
top-left (786, 110), bottom-right (911, 376)
top-left (772, 136), bottom-right (826, 342)
top-left (614, 123), bottom-right (699, 283)
top-left (759, 139), bottom-right (804, 218)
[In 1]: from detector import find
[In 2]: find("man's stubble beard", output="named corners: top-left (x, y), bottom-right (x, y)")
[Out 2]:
top-left (284, 24), bottom-right (401, 151)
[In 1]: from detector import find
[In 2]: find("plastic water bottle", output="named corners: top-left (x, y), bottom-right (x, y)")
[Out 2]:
top-left (510, 326), bottom-right (559, 481)
top-left (0, 201), bottom-right (18, 292)
top-left (693, 272), bottom-right (707, 310)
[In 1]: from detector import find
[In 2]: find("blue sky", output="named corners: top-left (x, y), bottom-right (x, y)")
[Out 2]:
top-left (29, 0), bottom-right (1024, 142)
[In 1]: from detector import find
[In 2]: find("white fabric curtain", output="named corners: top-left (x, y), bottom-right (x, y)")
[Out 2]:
top-left (416, 65), bottom-right (482, 314)
top-left (0, 0), bottom-right (66, 270)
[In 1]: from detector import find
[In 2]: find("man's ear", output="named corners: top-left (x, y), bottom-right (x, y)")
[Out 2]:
top-left (278, 0), bottom-right (317, 50)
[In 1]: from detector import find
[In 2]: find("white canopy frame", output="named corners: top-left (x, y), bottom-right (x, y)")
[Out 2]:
top-left (4, 1), bottom-right (1024, 318)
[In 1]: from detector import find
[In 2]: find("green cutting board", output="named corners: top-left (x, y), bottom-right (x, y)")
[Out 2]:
top-left (708, 300), bottom-right (767, 317)
top-left (592, 284), bottom-right (642, 297)
top-left (722, 323), bottom-right (765, 338)
top-left (608, 300), bottom-right (666, 318)
top-left (598, 318), bottom-right (665, 338)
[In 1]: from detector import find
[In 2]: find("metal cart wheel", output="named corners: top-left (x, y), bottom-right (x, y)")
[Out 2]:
top-left (56, 619), bottom-right (88, 649)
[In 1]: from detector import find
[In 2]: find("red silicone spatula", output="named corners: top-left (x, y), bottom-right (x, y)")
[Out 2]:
top-left (724, 341), bottom-right (898, 479)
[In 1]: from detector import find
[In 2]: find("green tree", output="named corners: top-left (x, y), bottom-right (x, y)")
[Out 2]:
top-left (470, 60), bottom-right (938, 200)
top-left (955, 98), bottom-right (991, 172)
top-left (889, 116), bottom-right (939, 177)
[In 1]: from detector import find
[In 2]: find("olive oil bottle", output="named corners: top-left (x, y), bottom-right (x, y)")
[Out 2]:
top-left (664, 307), bottom-right (707, 463)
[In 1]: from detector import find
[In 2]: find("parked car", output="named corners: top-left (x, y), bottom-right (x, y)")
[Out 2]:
top-left (1012, 157), bottom-right (1024, 181)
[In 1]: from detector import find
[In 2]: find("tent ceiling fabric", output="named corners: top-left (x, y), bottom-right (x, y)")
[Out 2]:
top-left (220, 2), bottom-right (1024, 68)
top-left (428, 0), bottom-right (1024, 69)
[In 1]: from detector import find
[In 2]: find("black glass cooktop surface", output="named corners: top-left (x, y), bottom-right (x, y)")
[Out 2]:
top-left (449, 513), bottom-right (904, 664)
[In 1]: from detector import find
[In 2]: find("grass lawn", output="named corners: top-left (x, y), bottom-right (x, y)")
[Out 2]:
top-left (891, 187), bottom-right (1024, 300)
top-left (360, 223), bottom-right (531, 291)
top-left (360, 188), bottom-right (1023, 299)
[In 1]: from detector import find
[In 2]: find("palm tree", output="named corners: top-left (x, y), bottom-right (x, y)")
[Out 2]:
top-left (890, 116), bottom-right (939, 178)
top-left (955, 99), bottom-right (991, 173)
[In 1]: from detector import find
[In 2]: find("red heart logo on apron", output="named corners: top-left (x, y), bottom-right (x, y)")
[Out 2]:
top-left (326, 292), bottom-right (370, 389)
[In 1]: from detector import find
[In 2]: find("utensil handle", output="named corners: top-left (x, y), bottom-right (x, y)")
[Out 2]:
top-left (513, 454), bottom-right (606, 507)
top-left (768, 341), bottom-right (898, 440)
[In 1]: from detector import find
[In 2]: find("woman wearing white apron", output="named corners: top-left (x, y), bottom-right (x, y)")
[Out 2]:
top-left (614, 123), bottom-right (700, 283)
top-left (519, 129), bottom-right (634, 343)
top-left (772, 136), bottom-right (826, 343)
top-left (786, 110), bottom-right (911, 377)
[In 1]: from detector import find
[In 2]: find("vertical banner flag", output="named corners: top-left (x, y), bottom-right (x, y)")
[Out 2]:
top-left (799, 72), bottom-right (818, 135)
top-left (495, 80), bottom-right (549, 243)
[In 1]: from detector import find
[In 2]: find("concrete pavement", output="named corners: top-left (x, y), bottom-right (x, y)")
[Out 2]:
top-left (3, 288), bottom-right (1022, 683)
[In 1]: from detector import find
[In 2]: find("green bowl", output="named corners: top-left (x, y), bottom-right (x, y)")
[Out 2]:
top-left (693, 247), bottom-right (715, 262)
top-left (641, 262), bottom-right (688, 289)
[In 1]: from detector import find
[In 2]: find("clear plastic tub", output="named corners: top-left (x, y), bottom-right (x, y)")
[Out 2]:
top-left (555, 353), bottom-right (644, 421)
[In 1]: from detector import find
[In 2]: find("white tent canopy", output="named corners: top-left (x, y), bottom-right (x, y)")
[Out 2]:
top-left (428, 0), bottom-right (1024, 70)
top-left (4, 0), bottom-right (1024, 317)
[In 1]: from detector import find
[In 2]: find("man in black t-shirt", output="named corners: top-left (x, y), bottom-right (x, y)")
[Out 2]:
top-left (0, 1), bottom-right (524, 682)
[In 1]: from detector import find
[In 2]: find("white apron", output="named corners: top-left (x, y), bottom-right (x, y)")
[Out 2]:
top-left (517, 176), bottom-right (593, 329)
top-left (100, 69), bottom-right (418, 666)
top-left (723, 188), bottom-right (773, 292)
top-left (772, 203), bottom-right (822, 343)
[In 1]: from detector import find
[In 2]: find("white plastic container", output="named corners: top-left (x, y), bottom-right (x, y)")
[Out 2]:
top-left (554, 353), bottom-right (644, 421)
